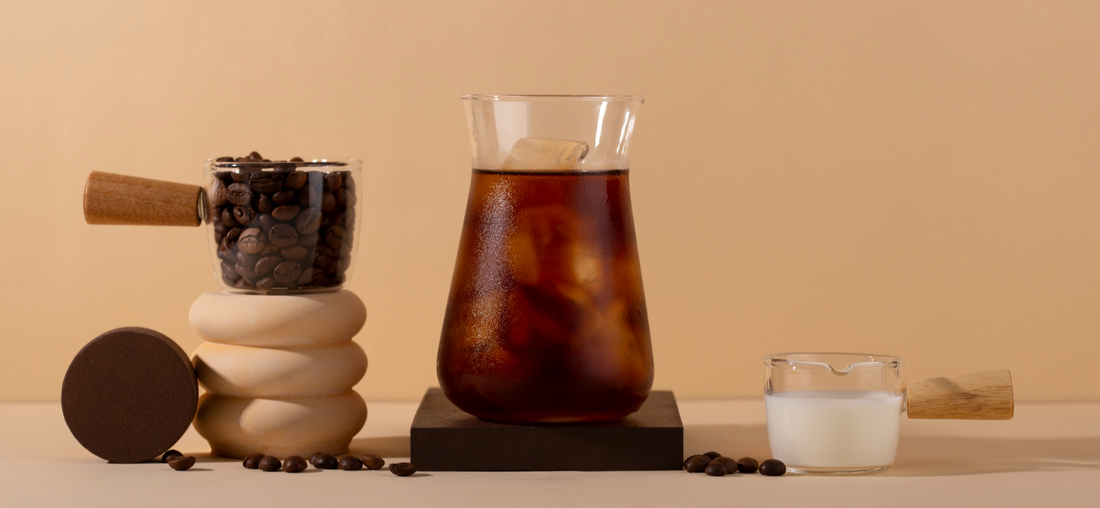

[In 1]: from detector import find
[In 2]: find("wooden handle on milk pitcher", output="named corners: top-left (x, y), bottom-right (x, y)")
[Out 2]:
top-left (84, 171), bottom-right (204, 226)
top-left (905, 369), bottom-right (1014, 420)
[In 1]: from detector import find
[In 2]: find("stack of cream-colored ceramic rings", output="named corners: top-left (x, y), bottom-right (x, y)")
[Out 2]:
top-left (189, 290), bottom-right (367, 458)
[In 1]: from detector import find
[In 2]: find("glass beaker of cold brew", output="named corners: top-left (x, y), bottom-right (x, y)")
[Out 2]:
top-left (438, 95), bottom-right (653, 423)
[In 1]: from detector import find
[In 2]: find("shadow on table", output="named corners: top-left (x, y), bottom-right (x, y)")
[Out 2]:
top-left (349, 436), bottom-right (410, 458)
top-left (889, 436), bottom-right (1100, 477)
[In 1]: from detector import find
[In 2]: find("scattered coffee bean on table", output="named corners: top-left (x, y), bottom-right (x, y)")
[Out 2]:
top-left (684, 455), bottom-right (711, 473)
top-left (258, 456), bottom-right (282, 472)
top-left (161, 450), bottom-right (182, 463)
top-left (712, 456), bottom-right (739, 473)
top-left (703, 451), bottom-right (722, 460)
top-left (283, 456), bottom-right (308, 473)
top-left (759, 459), bottom-right (787, 476)
top-left (338, 456), bottom-right (363, 471)
top-left (313, 454), bottom-right (338, 470)
top-left (308, 452), bottom-right (324, 466)
top-left (361, 454), bottom-right (385, 470)
top-left (168, 456), bottom-right (196, 471)
top-left (243, 453), bottom-right (265, 469)
top-left (704, 461), bottom-right (727, 476)
top-left (736, 457), bottom-right (759, 474)
top-left (389, 462), bottom-right (417, 477)
top-left (209, 152), bottom-right (356, 293)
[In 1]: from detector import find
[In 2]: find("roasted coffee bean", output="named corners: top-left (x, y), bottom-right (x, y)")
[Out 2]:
top-left (314, 252), bottom-right (333, 272)
top-left (232, 206), bottom-right (255, 225)
top-left (218, 246), bottom-right (237, 263)
top-left (237, 250), bottom-right (258, 265)
top-left (219, 235), bottom-right (237, 253)
top-left (226, 183), bottom-right (253, 205)
top-left (332, 258), bottom-right (347, 276)
top-left (216, 156), bottom-right (235, 162)
top-left (255, 277), bottom-right (275, 291)
top-left (259, 456), bottom-right (282, 472)
top-left (237, 228), bottom-right (265, 254)
top-left (249, 172), bottom-right (283, 193)
top-left (256, 194), bottom-right (274, 214)
top-left (296, 208), bottom-right (322, 235)
top-left (313, 454), bottom-right (338, 470)
top-left (268, 223), bottom-right (298, 247)
top-left (220, 208), bottom-right (239, 228)
top-left (308, 453), bottom-right (324, 466)
top-left (736, 457), bottom-right (759, 474)
top-left (274, 163), bottom-right (296, 173)
top-left (290, 156), bottom-right (304, 162)
top-left (703, 451), bottom-right (722, 460)
top-left (338, 189), bottom-right (356, 208)
top-left (235, 278), bottom-right (255, 290)
top-left (221, 274), bottom-right (238, 286)
top-left (299, 267), bottom-right (322, 285)
top-left (389, 462), bottom-right (417, 477)
top-left (273, 261), bottom-right (302, 283)
top-left (684, 455), bottom-right (711, 473)
top-left (296, 186), bottom-right (312, 207)
top-left (310, 271), bottom-right (328, 287)
top-left (704, 462), bottom-right (727, 476)
top-left (284, 171), bottom-right (308, 190)
top-left (214, 219), bottom-right (230, 236)
top-left (162, 450), bottom-right (183, 463)
top-left (325, 226), bottom-right (346, 250)
top-left (759, 459), bottom-right (786, 476)
top-left (235, 260), bottom-right (259, 280)
top-left (231, 170), bottom-right (253, 182)
top-left (343, 175), bottom-right (355, 193)
top-left (321, 192), bottom-right (336, 213)
top-left (257, 213), bottom-right (278, 231)
top-left (272, 205), bottom-right (301, 221)
top-left (245, 454), bottom-right (267, 473)
top-left (324, 172), bottom-right (343, 190)
top-left (297, 234), bottom-right (319, 250)
top-left (220, 260), bottom-right (237, 278)
top-left (272, 189), bottom-right (296, 205)
top-left (283, 456), bottom-right (308, 473)
top-left (247, 151), bottom-right (263, 160)
top-left (712, 456), bottom-right (739, 474)
top-left (280, 245), bottom-right (308, 261)
top-left (338, 456), bottom-right (363, 471)
top-left (209, 179), bottom-right (228, 207)
top-left (255, 255), bottom-right (282, 276)
top-left (361, 454), bottom-right (385, 470)
top-left (168, 456), bottom-right (196, 471)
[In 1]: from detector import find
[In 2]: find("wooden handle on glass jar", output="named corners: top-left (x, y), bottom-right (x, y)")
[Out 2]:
top-left (84, 171), bottom-right (204, 226)
top-left (904, 369), bottom-right (1013, 420)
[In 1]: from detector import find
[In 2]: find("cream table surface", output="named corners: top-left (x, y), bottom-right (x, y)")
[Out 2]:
top-left (1, 398), bottom-right (1097, 507)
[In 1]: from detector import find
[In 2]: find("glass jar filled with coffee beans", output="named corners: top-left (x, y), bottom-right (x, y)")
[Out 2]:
top-left (205, 153), bottom-right (361, 293)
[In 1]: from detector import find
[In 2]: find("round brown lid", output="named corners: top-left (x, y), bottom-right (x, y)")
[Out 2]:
top-left (62, 327), bottom-right (197, 463)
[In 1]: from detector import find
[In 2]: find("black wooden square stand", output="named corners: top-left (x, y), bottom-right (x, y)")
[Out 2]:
top-left (410, 388), bottom-right (683, 471)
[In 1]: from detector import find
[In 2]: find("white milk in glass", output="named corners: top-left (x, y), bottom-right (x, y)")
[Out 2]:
top-left (765, 390), bottom-right (903, 469)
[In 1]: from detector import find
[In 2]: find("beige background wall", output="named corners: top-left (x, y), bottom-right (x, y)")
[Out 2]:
top-left (1, 0), bottom-right (1097, 402)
